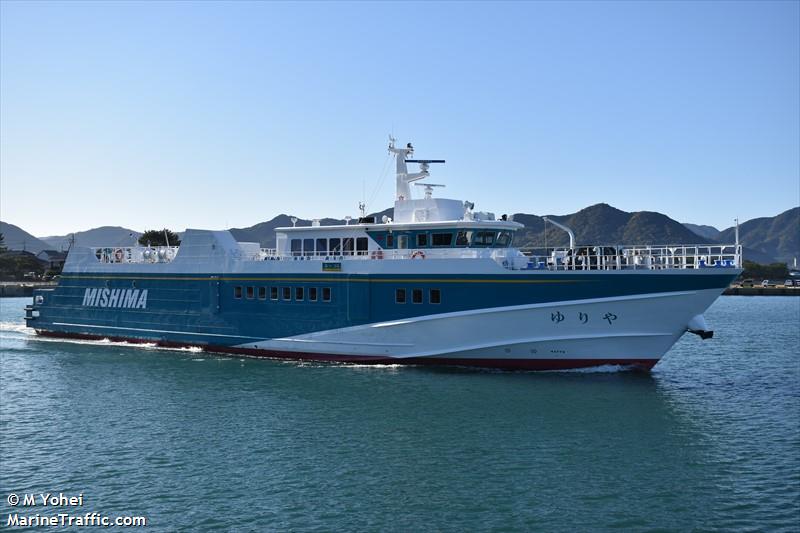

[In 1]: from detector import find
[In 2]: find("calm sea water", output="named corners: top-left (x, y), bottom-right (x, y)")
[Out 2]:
top-left (1, 296), bottom-right (798, 532)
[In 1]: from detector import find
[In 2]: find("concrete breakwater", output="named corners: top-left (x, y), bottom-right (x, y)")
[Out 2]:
top-left (0, 282), bottom-right (57, 297)
top-left (724, 287), bottom-right (799, 296)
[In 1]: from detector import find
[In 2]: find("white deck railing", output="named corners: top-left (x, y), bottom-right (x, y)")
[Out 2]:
top-left (258, 243), bottom-right (742, 271)
top-left (89, 243), bottom-right (742, 271)
top-left (519, 244), bottom-right (742, 271)
top-left (92, 246), bottom-right (180, 264)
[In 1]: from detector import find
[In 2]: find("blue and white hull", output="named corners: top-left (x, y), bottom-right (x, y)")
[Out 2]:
top-left (25, 232), bottom-right (738, 371)
top-left (24, 140), bottom-right (742, 371)
top-left (235, 288), bottom-right (726, 370)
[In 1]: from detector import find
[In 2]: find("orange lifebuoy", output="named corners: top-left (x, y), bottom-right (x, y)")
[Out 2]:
top-left (411, 250), bottom-right (426, 259)
top-left (114, 248), bottom-right (124, 262)
top-left (371, 250), bottom-right (384, 260)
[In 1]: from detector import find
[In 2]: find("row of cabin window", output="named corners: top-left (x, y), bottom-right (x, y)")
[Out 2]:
top-left (291, 237), bottom-right (368, 256)
top-left (386, 230), bottom-right (513, 249)
top-left (234, 285), bottom-right (332, 302)
top-left (396, 288), bottom-right (441, 304)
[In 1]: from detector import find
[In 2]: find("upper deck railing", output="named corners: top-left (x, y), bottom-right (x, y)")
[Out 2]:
top-left (258, 243), bottom-right (742, 271)
top-left (89, 243), bottom-right (742, 271)
top-left (92, 246), bottom-right (180, 264)
top-left (518, 244), bottom-right (742, 271)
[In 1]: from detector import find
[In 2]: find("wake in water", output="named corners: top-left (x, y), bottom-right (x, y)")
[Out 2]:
top-left (0, 321), bottom-right (205, 355)
top-left (541, 364), bottom-right (635, 374)
top-left (0, 321), bottom-right (35, 335)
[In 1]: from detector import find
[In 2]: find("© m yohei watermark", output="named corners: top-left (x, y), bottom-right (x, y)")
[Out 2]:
top-left (5, 492), bottom-right (147, 528)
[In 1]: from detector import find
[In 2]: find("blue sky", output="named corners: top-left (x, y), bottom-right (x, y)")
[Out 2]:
top-left (1, 0), bottom-right (798, 236)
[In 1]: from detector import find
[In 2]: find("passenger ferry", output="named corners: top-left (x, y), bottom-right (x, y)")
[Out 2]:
top-left (25, 139), bottom-right (742, 370)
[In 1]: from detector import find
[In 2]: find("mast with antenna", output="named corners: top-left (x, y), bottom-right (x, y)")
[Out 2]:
top-left (388, 137), bottom-right (445, 201)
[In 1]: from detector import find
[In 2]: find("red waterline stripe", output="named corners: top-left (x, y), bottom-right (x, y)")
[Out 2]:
top-left (34, 330), bottom-right (658, 372)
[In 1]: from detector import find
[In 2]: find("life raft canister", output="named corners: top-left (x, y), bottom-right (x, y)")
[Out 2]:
top-left (370, 250), bottom-right (384, 260)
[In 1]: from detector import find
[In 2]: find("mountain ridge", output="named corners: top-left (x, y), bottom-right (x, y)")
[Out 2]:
top-left (0, 222), bottom-right (52, 254)
top-left (2, 205), bottom-right (795, 264)
top-left (41, 226), bottom-right (142, 250)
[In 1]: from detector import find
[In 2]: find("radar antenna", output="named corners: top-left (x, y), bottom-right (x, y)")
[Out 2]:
top-left (388, 139), bottom-right (446, 201)
top-left (414, 182), bottom-right (446, 199)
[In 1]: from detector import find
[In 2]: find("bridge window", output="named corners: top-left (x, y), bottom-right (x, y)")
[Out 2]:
top-left (322, 287), bottom-right (331, 302)
top-left (295, 287), bottom-right (304, 301)
top-left (303, 239), bottom-right (314, 257)
top-left (416, 233), bottom-right (428, 247)
top-left (316, 238), bottom-right (328, 255)
top-left (398, 235), bottom-right (409, 249)
top-left (412, 288), bottom-right (423, 304)
top-left (258, 287), bottom-right (267, 300)
top-left (432, 233), bottom-right (453, 247)
top-left (455, 231), bottom-right (471, 246)
top-left (330, 238), bottom-right (341, 254)
top-left (496, 231), bottom-right (512, 247)
top-left (356, 237), bottom-right (368, 256)
top-left (270, 287), bottom-right (278, 300)
top-left (386, 234), bottom-right (394, 248)
top-left (291, 239), bottom-right (301, 256)
top-left (430, 289), bottom-right (441, 304)
top-left (395, 288), bottom-right (406, 304)
top-left (234, 286), bottom-right (242, 299)
top-left (309, 287), bottom-right (318, 301)
top-left (282, 287), bottom-right (291, 301)
top-left (473, 231), bottom-right (495, 247)
top-left (246, 286), bottom-right (255, 299)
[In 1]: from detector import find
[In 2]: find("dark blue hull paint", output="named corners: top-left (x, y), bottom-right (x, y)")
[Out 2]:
top-left (27, 271), bottom-right (739, 348)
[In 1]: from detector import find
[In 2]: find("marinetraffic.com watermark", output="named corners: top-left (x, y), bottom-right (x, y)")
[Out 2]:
top-left (5, 492), bottom-right (147, 528)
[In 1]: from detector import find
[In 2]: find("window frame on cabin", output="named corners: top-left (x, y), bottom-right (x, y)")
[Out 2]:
top-left (258, 287), bottom-right (267, 300)
top-left (234, 286), bottom-right (243, 299)
top-left (290, 239), bottom-right (302, 256)
top-left (429, 288), bottom-right (441, 304)
top-left (303, 238), bottom-right (314, 257)
top-left (356, 237), bottom-right (368, 256)
top-left (455, 230), bottom-right (471, 247)
top-left (282, 287), bottom-right (291, 301)
top-left (395, 288), bottom-right (407, 304)
top-left (316, 238), bottom-right (328, 256)
top-left (322, 287), bottom-right (332, 302)
top-left (495, 231), bottom-right (513, 248)
top-left (473, 231), bottom-right (495, 247)
top-left (432, 233), bottom-right (453, 247)
top-left (412, 288), bottom-right (423, 304)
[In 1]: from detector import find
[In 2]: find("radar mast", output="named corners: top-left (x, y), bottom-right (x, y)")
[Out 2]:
top-left (388, 137), bottom-right (445, 202)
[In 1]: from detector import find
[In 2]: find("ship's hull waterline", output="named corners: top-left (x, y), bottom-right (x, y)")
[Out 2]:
top-left (31, 285), bottom-right (727, 371)
top-left (34, 330), bottom-right (661, 371)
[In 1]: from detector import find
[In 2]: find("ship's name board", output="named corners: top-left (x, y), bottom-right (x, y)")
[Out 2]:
top-left (322, 262), bottom-right (342, 272)
top-left (82, 288), bottom-right (148, 309)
